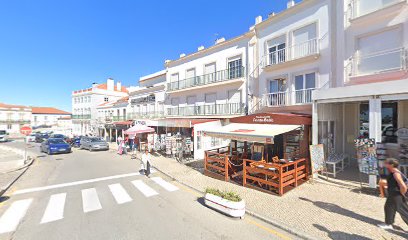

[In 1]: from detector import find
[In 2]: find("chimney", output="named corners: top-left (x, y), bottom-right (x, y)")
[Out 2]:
top-left (107, 78), bottom-right (114, 91)
top-left (92, 82), bottom-right (98, 88)
top-left (180, 53), bottom-right (186, 58)
top-left (255, 16), bottom-right (263, 24)
top-left (287, 0), bottom-right (295, 8)
top-left (268, 12), bottom-right (275, 18)
top-left (198, 46), bottom-right (205, 51)
top-left (215, 37), bottom-right (225, 45)
top-left (164, 59), bottom-right (171, 65)
top-left (116, 81), bottom-right (122, 91)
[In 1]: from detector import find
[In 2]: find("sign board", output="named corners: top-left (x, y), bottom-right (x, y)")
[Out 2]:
top-left (20, 126), bottom-right (32, 136)
top-left (310, 144), bottom-right (325, 174)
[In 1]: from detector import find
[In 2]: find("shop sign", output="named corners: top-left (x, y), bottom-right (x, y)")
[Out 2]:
top-left (135, 120), bottom-right (147, 125)
top-left (252, 116), bottom-right (274, 123)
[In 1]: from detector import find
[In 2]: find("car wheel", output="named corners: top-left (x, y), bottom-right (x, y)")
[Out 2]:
top-left (47, 149), bottom-right (51, 155)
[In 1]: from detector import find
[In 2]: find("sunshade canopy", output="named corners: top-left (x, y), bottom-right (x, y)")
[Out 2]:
top-left (202, 123), bottom-right (301, 144)
top-left (124, 124), bottom-right (155, 135)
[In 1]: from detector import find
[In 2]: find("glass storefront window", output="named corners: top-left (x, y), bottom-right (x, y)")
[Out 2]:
top-left (359, 102), bottom-right (398, 143)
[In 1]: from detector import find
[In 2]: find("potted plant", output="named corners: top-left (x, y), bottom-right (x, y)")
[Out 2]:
top-left (204, 188), bottom-right (245, 219)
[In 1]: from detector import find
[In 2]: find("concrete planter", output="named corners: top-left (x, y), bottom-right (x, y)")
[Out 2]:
top-left (204, 193), bottom-right (245, 219)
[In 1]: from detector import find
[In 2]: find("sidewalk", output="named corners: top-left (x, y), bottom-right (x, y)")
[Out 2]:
top-left (149, 154), bottom-right (408, 240)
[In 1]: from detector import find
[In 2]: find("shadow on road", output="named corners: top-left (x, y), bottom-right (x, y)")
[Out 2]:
top-left (314, 224), bottom-right (371, 240)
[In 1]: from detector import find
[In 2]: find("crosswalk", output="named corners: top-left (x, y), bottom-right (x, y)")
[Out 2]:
top-left (0, 177), bottom-right (178, 234)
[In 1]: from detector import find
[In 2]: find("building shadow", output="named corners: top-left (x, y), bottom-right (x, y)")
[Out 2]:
top-left (314, 224), bottom-right (372, 240)
top-left (299, 197), bottom-right (382, 225)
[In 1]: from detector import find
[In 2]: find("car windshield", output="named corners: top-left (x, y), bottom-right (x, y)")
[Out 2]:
top-left (53, 134), bottom-right (64, 138)
top-left (48, 139), bottom-right (65, 144)
top-left (0, 130), bottom-right (6, 135)
top-left (91, 138), bottom-right (103, 142)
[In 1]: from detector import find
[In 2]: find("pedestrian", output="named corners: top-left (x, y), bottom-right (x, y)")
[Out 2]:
top-left (141, 148), bottom-right (151, 177)
top-left (378, 158), bottom-right (408, 230)
top-left (117, 135), bottom-right (123, 150)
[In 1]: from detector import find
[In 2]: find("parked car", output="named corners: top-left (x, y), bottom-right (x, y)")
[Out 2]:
top-left (80, 137), bottom-right (109, 151)
top-left (0, 130), bottom-right (9, 142)
top-left (70, 136), bottom-right (81, 148)
top-left (49, 134), bottom-right (69, 141)
top-left (35, 133), bottom-right (49, 143)
top-left (25, 133), bottom-right (37, 142)
top-left (40, 138), bottom-right (72, 155)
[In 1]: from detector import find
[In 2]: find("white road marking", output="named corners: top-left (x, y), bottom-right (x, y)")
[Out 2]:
top-left (132, 180), bottom-right (158, 197)
top-left (108, 184), bottom-right (132, 204)
top-left (13, 171), bottom-right (155, 195)
top-left (0, 199), bottom-right (33, 234)
top-left (40, 193), bottom-right (66, 224)
top-left (151, 177), bottom-right (179, 192)
top-left (81, 188), bottom-right (102, 213)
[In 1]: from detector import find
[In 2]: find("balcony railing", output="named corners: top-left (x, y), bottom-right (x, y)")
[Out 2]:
top-left (126, 111), bottom-right (165, 120)
top-left (348, 0), bottom-right (404, 20)
top-left (262, 39), bottom-right (319, 68)
top-left (167, 102), bottom-right (245, 116)
top-left (0, 119), bottom-right (30, 124)
top-left (167, 67), bottom-right (245, 91)
top-left (346, 47), bottom-right (407, 78)
top-left (263, 88), bottom-right (315, 107)
top-left (72, 114), bottom-right (91, 120)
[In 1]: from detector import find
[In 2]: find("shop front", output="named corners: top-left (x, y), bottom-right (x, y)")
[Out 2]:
top-left (202, 113), bottom-right (312, 196)
top-left (313, 79), bottom-right (408, 187)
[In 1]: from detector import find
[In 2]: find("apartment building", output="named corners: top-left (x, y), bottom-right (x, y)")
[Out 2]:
top-left (127, 70), bottom-right (166, 121)
top-left (31, 107), bottom-right (71, 128)
top-left (164, 32), bottom-right (255, 159)
top-left (0, 103), bottom-right (31, 136)
top-left (71, 78), bottom-right (128, 136)
top-left (250, 0), bottom-right (335, 116)
top-left (313, 0), bottom-right (408, 161)
top-left (97, 96), bottom-right (130, 141)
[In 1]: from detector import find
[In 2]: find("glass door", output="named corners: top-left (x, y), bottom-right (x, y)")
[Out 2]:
top-left (295, 73), bottom-right (315, 104)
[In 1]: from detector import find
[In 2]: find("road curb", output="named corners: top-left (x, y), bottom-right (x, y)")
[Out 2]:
top-left (0, 157), bottom-right (35, 198)
top-left (152, 165), bottom-right (318, 240)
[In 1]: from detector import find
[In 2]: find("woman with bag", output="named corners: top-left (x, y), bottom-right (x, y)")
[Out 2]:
top-left (378, 158), bottom-right (408, 230)
top-left (141, 148), bottom-right (151, 177)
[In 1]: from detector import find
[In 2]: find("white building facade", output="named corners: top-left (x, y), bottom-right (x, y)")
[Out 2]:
top-left (31, 107), bottom-right (71, 128)
top-left (0, 103), bottom-right (31, 136)
top-left (71, 78), bottom-right (128, 136)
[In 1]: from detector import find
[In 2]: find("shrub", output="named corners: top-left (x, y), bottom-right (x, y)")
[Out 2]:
top-left (205, 188), bottom-right (242, 202)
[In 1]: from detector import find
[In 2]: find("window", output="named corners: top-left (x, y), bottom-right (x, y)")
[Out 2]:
top-left (88, 96), bottom-right (91, 102)
top-left (104, 97), bottom-right (109, 102)
top-left (292, 23), bottom-right (317, 59)
top-left (294, 72), bottom-right (316, 104)
top-left (267, 35), bottom-right (286, 65)
top-left (228, 57), bottom-right (243, 79)
top-left (268, 78), bottom-right (287, 106)
top-left (170, 73), bottom-right (179, 82)
top-left (7, 124), bottom-right (12, 130)
top-left (204, 62), bottom-right (217, 83)
top-left (185, 68), bottom-right (196, 88)
top-left (359, 102), bottom-right (398, 143)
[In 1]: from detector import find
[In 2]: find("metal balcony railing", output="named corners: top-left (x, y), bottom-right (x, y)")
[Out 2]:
top-left (72, 114), bottom-right (91, 120)
top-left (167, 102), bottom-right (245, 116)
top-left (167, 67), bottom-right (245, 91)
top-left (126, 111), bottom-right (165, 120)
top-left (262, 39), bottom-right (319, 68)
top-left (263, 89), bottom-right (315, 107)
top-left (348, 0), bottom-right (404, 20)
top-left (0, 119), bottom-right (30, 124)
top-left (346, 47), bottom-right (407, 79)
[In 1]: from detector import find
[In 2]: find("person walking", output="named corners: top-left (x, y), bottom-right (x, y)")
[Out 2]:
top-left (378, 158), bottom-right (408, 230)
top-left (117, 136), bottom-right (123, 150)
top-left (141, 148), bottom-right (151, 177)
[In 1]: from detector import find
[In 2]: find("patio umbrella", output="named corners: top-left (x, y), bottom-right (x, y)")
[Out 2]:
top-left (124, 124), bottom-right (155, 135)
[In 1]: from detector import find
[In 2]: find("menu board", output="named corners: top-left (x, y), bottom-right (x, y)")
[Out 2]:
top-left (310, 144), bottom-right (325, 174)
top-left (355, 138), bottom-right (378, 175)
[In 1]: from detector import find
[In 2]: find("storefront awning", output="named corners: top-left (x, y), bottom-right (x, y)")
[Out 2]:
top-left (202, 123), bottom-right (301, 144)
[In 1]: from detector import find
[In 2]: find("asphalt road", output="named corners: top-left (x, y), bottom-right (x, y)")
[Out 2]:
top-left (0, 140), bottom-right (297, 240)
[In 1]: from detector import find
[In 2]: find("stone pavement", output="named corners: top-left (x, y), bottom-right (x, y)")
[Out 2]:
top-left (146, 154), bottom-right (408, 240)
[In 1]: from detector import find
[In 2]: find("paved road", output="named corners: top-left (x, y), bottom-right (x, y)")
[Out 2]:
top-left (0, 141), bottom-right (297, 240)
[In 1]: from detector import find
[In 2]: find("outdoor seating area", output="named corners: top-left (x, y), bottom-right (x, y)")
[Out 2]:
top-left (203, 113), bottom-right (312, 196)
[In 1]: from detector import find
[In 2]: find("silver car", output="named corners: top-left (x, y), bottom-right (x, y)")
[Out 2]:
top-left (80, 137), bottom-right (109, 151)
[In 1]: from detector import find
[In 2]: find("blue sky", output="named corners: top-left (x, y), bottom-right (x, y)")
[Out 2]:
top-left (0, 0), bottom-right (298, 111)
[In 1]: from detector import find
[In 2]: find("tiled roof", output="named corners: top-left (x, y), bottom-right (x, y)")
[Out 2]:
top-left (32, 107), bottom-right (71, 115)
top-left (0, 102), bottom-right (29, 109)
top-left (96, 83), bottom-right (128, 93)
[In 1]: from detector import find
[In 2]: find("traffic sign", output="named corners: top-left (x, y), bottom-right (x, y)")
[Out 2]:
top-left (20, 126), bottom-right (32, 136)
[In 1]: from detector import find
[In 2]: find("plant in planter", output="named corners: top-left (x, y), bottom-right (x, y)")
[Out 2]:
top-left (204, 188), bottom-right (245, 219)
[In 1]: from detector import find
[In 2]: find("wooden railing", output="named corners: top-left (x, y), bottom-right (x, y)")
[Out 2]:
top-left (243, 158), bottom-right (309, 196)
top-left (204, 148), bottom-right (230, 181)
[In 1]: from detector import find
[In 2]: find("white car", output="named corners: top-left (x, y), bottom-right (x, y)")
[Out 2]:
top-left (0, 130), bottom-right (9, 142)
top-left (25, 133), bottom-right (37, 143)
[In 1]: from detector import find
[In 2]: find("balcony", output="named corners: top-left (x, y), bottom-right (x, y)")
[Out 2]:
top-left (348, 0), bottom-right (405, 20)
top-left (167, 102), bottom-right (245, 117)
top-left (167, 67), bottom-right (245, 92)
top-left (0, 119), bottom-right (30, 124)
top-left (262, 39), bottom-right (320, 70)
top-left (346, 47), bottom-right (407, 82)
top-left (262, 89), bottom-right (315, 107)
top-left (72, 114), bottom-right (91, 120)
top-left (127, 111), bottom-right (165, 120)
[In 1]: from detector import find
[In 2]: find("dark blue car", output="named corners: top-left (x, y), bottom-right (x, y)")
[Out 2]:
top-left (40, 138), bottom-right (72, 155)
